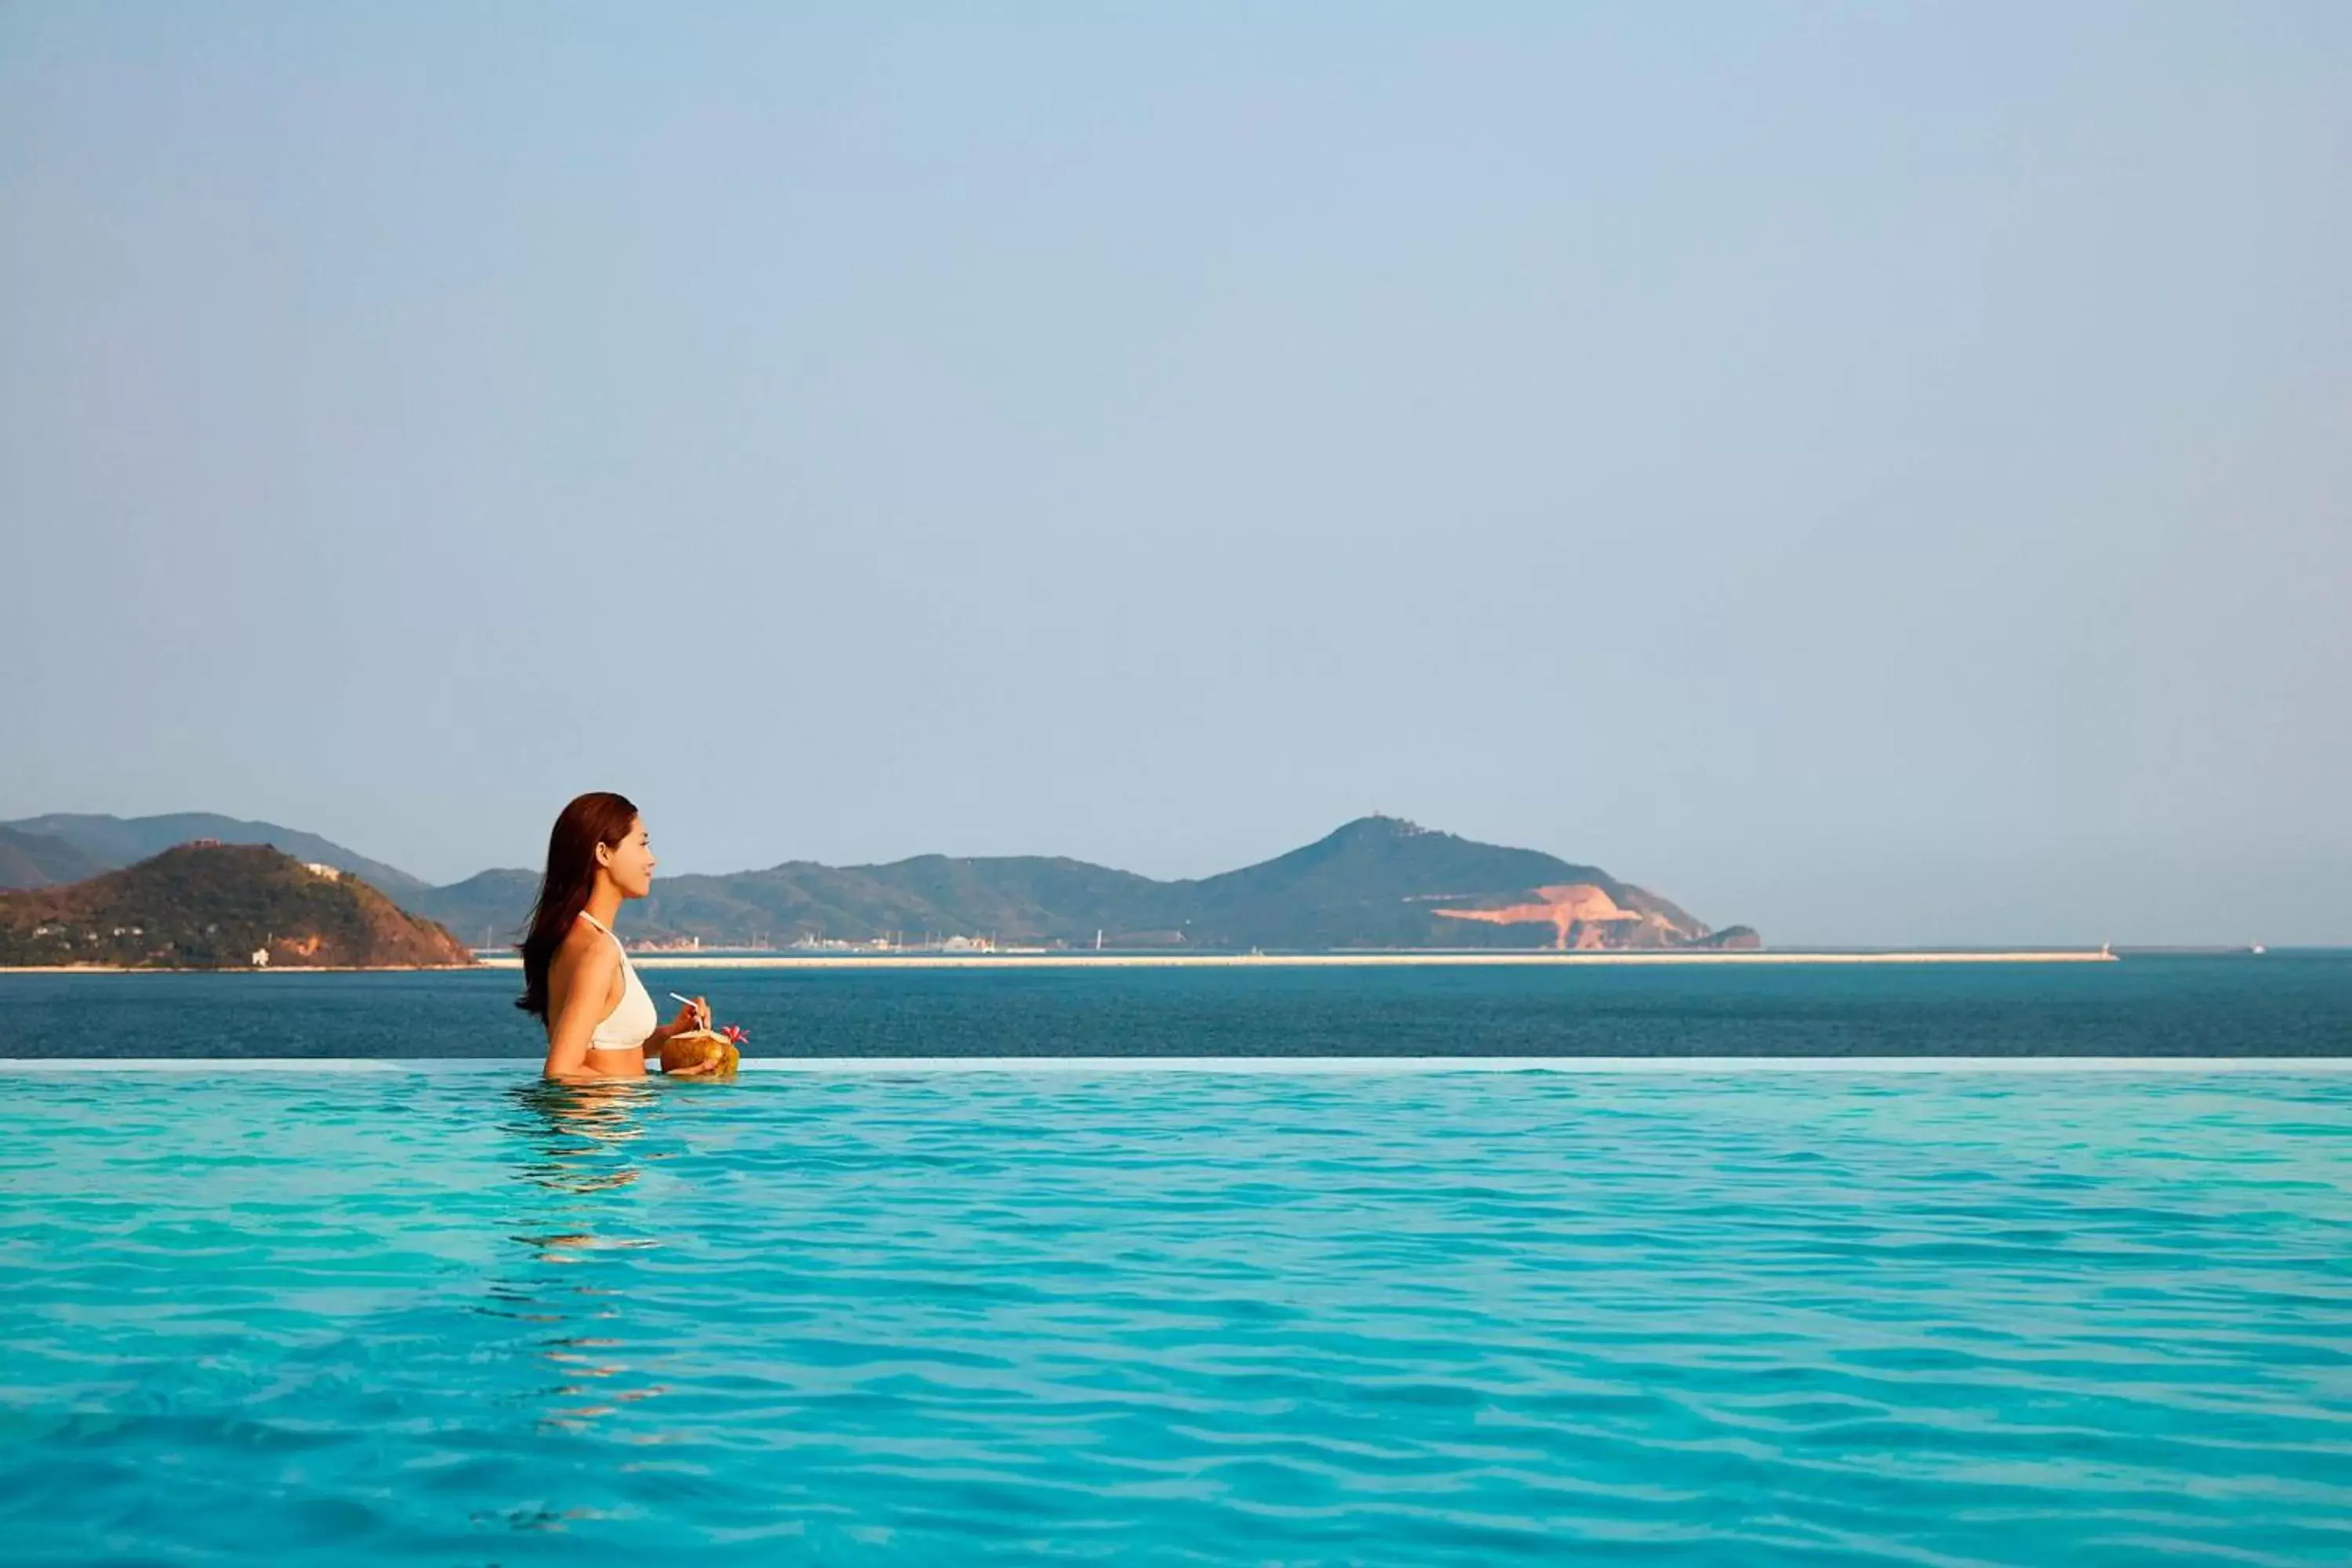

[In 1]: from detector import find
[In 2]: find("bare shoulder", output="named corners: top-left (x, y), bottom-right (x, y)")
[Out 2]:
top-left (550, 920), bottom-right (620, 989)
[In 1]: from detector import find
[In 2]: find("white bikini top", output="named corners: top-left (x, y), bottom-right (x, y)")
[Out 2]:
top-left (577, 910), bottom-right (658, 1052)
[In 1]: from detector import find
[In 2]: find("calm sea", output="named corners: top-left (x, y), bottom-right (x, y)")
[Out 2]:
top-left (2, 952), bottom-right (2349, 1059)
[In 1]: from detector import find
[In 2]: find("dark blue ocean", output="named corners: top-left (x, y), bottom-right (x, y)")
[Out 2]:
top-left (2, 952), bottom-right (2349, 1060)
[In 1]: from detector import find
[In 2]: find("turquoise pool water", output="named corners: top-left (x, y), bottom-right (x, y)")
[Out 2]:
top-left (5, 1067), bottom-right (2349, 1563)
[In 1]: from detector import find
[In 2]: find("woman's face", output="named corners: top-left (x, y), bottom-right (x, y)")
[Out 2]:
top-left (598, 816), bottom-right (658, 898)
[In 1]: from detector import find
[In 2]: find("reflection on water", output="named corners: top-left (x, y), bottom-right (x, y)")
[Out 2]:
top-left (491, 1081), bottom-right (672, 1435)
top-left (505, 1078), bottom-right (654, 1196)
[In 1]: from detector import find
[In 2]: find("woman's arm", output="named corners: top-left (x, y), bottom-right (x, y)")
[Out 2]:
top-left (640, 995), bottom-right (709, 1057)
top-left (543, 937), bottom-right (622, 1079)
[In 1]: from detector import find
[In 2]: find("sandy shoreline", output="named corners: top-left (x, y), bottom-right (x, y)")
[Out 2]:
top-left (1, 950), bottom-right (2122, 975)
top-left (481, 949), bottom-right (2122, 971)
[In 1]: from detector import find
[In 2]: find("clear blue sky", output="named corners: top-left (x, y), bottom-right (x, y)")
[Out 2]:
top-left (3, 2), bottom-right (2346, 945)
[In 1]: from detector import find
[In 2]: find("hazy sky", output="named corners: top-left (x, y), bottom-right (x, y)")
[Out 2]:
top-left (4, 3), bottom-right (2347, 945)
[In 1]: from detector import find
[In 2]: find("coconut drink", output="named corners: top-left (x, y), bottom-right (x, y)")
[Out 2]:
top-left (661, 1024), bottom-right (744, 1077)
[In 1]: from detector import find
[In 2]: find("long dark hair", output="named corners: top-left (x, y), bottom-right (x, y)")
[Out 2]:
top-left (516, 791), bottom-right (640, 1021)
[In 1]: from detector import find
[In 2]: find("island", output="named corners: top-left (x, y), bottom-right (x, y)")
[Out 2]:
top-left (0, 843), bottom-right (476, 969)
top-left (410, 815), bottom-right (1763, 954)
top-left (2, 811), bottom-right (1769, 958)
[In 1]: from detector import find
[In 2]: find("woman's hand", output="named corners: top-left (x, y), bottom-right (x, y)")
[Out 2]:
top-left (658, 996), bottom-right (709, 1041)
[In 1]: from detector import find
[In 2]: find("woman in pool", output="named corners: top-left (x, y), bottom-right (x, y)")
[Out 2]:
top-left (517, 791), bottom-right (722, 1080)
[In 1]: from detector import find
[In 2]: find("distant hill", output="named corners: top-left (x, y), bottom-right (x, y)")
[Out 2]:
top-left (402, 855), bottom-right (1167, 950)
top-left (0, 812), bottom-right (426, 894)
top-left (0, 825), bottom-right (109, 891)
top-left (402, 868), bottom-right (543, 947)
top-left (8, 810), bottom-right (1757, 953)
top-left (0, 844), bottom-right (474, 969)
top-left (407, 816), bottom-right (1758, 953)
top-left (1171, 816), bottom-right (1684, 949)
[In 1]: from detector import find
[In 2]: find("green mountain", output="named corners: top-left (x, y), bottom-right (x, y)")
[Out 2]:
top-left (402, 855), bottom-right (1166, 950)
top-left (1160, 816), bottom-right (1709, 949)
top-left (405, 816), bottom-right (1756, 953)
top-left (0, 825), bottom-right (109, 891)
top-left (0, 844), bottom-right (474, 969)
top-left (408, 869), bottom-right (543, 949)
top-left (9, 811), bottom-right (1755, 953)
top-left (0, 812), bottom-right (428, 894)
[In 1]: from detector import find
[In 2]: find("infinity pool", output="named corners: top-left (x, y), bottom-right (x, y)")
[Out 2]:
top-left (5, 1067), bottom-right (2349, 1564)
